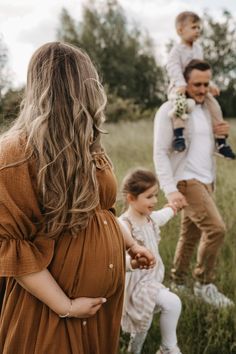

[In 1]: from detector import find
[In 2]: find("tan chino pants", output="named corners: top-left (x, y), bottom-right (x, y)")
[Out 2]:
top-left (171, 179), bottom-right (226, 284)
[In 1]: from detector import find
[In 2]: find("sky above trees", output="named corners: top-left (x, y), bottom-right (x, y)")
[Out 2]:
top-left (0, 0), bottom-right (236, 86)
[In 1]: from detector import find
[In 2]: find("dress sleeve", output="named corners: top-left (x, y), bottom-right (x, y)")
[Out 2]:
top-left (0, 158), bottom-right (54, 277)
top-left (151, 207), bottom-right (174, 227)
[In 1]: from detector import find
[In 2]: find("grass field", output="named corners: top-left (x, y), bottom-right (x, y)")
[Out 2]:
top-left (103, 118), bottom-right (236, 354)
top-left (1, 116), bottom-right (235, 353)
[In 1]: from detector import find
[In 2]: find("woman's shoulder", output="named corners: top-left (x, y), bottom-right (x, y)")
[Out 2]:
top-left (0, 133), bottom-right (29, 167)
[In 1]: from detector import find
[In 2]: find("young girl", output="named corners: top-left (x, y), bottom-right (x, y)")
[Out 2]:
top-left (119, 168), bottom-right (182, 354)
top-left (0, 43), bottom-right (155, 354)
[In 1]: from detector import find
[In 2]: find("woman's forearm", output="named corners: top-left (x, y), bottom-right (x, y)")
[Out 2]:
top-left (117, 219), bottom-right (135, 249)
top-left (15, 269), bottom-right (71, 316)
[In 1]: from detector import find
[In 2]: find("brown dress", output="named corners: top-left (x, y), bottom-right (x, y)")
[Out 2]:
top-left (0, 137), bottom-right (125, 354)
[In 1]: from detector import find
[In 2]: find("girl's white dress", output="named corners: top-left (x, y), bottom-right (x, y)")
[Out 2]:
top-left (119, 207), bottom-right (174, 333)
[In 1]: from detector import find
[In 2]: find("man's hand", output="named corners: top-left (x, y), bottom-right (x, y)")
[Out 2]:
top-left (213, 122), bottom-right (230, 136)
top-left (167, 191), bottom-right (188, 210)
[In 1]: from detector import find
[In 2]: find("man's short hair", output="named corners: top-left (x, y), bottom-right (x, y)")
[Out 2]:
top-left (175, 11), bottom-right (201, 29)
top-left (184, 59), bottom-right (211, 82)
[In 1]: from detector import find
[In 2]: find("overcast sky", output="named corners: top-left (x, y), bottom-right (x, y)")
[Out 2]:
top-left (1, 0), bottom-right (236, 87)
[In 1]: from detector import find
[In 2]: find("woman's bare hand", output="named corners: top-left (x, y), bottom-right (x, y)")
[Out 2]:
top-left (70, 297), bottom-right (107, 318)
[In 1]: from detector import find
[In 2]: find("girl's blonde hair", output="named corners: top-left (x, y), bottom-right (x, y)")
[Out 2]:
top-left (121, 168), bottom-right (158, 209)
top-left (2, 42), bottom-right (107, 237)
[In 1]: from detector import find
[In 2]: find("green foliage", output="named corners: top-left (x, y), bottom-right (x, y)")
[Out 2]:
top-left (105, 90), bottom-right (155, 122)
top-left (0, 88), bottom-right (23, 126)
top-left (201, 10), bottom-right (236, 117)
top-left (57, 1), bottom-right (165, 112)
top-left (0, 35), bottom-right (9, 96)
top-left (57, 8), bottom-right (80, 47)
top-left (201, 10), bottom-right (236, 88)
top-left (102, 118), bottom-right (236, 354)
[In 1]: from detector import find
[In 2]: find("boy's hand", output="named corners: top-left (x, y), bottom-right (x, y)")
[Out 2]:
top-left (128, 243), bottom-right (156, 269)
top-left (209, 84), bottom-right (220, 96)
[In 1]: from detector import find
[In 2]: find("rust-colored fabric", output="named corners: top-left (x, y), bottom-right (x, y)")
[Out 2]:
top-left (0, 136), bottom-right (125, 354)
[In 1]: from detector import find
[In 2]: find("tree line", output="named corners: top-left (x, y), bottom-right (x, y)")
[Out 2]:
top-left (1, 0), bottom-right (236, 123)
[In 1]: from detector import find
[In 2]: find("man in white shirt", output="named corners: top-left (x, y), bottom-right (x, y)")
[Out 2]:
top-left (153, 59), bottom-right (234, 307)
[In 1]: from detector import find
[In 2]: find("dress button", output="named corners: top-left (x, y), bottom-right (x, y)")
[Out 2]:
top-left (82, 320), bottom-right (87, 326)
top-left (109, 263), bottom-right (114, 269)
top-left (103, 220), bottom-right (108, 225)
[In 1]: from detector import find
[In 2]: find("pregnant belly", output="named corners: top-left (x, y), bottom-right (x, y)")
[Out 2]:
top-left (49, 212), bottom-right (125, 299)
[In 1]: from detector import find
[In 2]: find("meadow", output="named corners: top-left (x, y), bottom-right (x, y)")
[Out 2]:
top-left (0, 116), bottom-right (235, 353)
top-left (103, 118), bottom-right (236, 354)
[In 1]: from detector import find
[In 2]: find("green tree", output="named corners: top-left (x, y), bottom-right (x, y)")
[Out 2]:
top-left (0, 35), bottom-right (9, 97)
top-left (57, 8), bottom-right (80, 47)
top-left (201, 10), bottom-right (236, 116)
top-left (0, 35), bottom-right (10, 123)
top-left (57, 1), bottom-right (165, 113)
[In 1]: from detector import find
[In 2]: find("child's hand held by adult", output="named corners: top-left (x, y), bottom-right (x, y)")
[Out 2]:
top-left (128, 243), bottom-right (156, 268)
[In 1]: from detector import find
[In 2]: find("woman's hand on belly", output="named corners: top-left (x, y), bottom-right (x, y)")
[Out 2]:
top-left (70, 297), bottom-right (107, 318)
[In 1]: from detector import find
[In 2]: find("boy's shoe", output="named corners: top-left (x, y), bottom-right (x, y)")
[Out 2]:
top-left (156, 345), bottom-right (182, 354)
top-left (172, 136), bottom-right (186, 152)
top-left (216, 143), bottom-right (236, 159)
top-left (194, 282), bottom-right (234, 308)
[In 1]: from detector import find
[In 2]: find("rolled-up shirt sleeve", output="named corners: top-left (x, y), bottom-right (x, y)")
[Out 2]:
top-left (153, 103), bottom-right (178, 196)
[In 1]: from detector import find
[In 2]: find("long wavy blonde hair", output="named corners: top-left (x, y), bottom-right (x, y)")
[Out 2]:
top-left (4, 42), bottom-right (107, 237)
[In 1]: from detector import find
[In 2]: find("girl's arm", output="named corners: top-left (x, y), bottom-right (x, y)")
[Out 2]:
top-left (16, 269), bottom-right (107, 318)
top-left (117, 219), bottom-right (156, 268)
top-left (151, 206), bottom-right (176, 227)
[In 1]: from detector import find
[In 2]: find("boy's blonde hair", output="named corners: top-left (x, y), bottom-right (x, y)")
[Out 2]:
top-left (175, 11), bottom-right (201, 30)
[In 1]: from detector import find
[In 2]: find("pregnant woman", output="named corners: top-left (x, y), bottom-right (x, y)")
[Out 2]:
top-left (0, 42), bottom-right (154, 354)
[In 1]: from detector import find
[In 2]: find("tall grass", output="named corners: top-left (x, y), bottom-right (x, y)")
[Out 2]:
top-left (103, 118), bottom-right (236, 354)
top-left (1, 116), bottom-right (235, 353)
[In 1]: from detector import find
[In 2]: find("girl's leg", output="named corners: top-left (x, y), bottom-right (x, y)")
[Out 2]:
top-left (155, 288), bottom-right (182, 350)
top-left (127, 331), bottom-right (149, 354)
